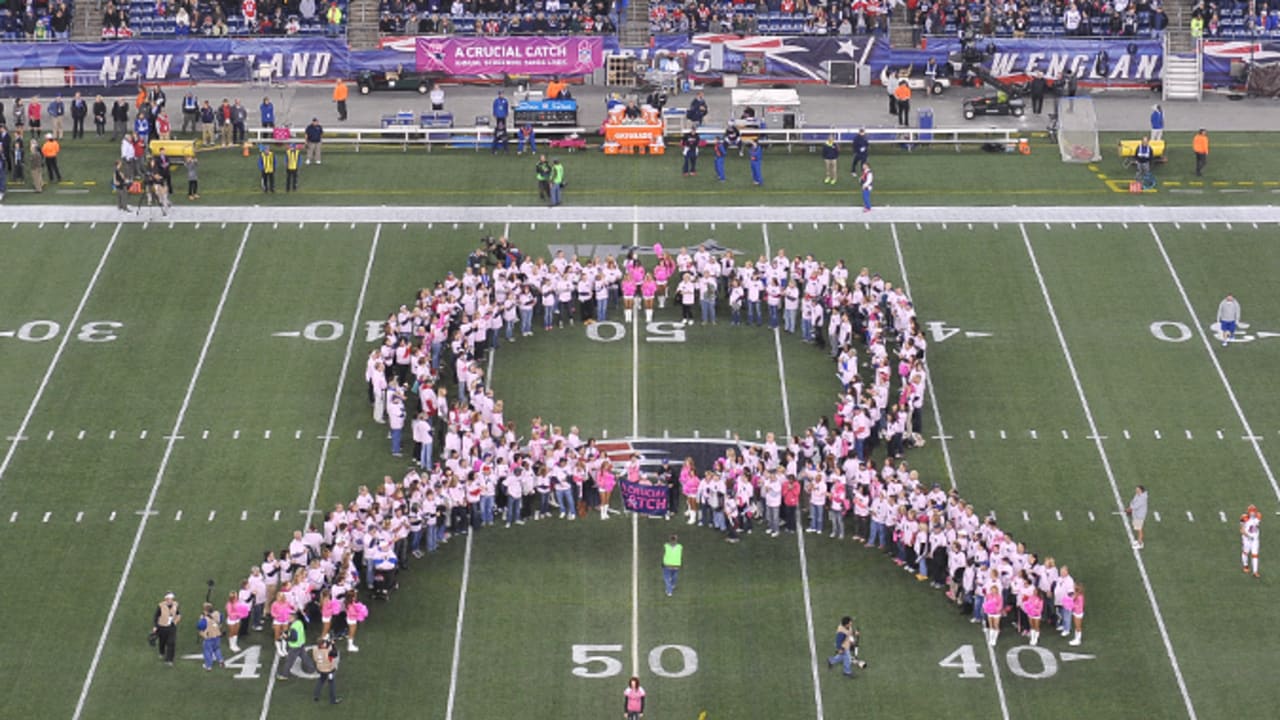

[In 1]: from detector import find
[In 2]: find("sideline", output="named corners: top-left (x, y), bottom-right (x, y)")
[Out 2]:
top-left (8, 205), bottom-right (1280, 226)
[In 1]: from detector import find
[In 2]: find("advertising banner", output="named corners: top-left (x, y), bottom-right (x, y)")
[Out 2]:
top-left (869, 37), bottom-right (1163, 85)
top-left (1202, 40), bottom-right (1280, 86)
top-left (414, 36), bottom-right (603, 76)
top-left (606, 33), bottom-right (875, 82)
top-left (620, 478), bottom-right (669, 517)
top-left (0, 38), bottom-right (347, 86)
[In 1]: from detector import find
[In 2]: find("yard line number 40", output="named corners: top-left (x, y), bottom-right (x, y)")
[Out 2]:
top-left (571, 644), bottom-right (698, 679)
top-left (940, 644), bottom-right (1094, 680)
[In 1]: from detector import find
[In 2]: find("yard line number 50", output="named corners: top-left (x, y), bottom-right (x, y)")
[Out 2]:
top-left (571, 644), bottom-right (698, 679)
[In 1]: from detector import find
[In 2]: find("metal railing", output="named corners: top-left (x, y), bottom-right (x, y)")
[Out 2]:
top-left (247, 123), bottom-right (1027, 152)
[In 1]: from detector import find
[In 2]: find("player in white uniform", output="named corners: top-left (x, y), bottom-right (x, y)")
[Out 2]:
top-left (1241, 505), bottom-right (1261, 578)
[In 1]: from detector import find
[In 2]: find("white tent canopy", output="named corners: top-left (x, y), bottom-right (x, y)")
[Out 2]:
top-left (730, 88), bottom-right (801, 109)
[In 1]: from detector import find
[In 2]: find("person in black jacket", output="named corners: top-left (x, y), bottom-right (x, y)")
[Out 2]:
top-left (681, 129), bottom-right (699, 176)
top-left (92, 95), bottom-right (107, 137)
top-left (1029, 71), bottom-right (1048, 114)
top-left (822, 135), bottom-right (839, 184)
top-left (686, 91), bottom-right (708, 129)
top-left (850, 128), bottom-right (869, 177)
top-left (111, 99), bottom-right (130, 140)
top-left (70, 92), bottom-right (88, 139)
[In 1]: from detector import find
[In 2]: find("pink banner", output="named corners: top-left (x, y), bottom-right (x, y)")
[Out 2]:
top-left (414, 36), bottom-right (603, 76)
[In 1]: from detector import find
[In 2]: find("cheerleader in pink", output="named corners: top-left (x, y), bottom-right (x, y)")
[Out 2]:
top-left (225, 590), bottom-right (250, 653)
top-left (345, 593), bottom-right (369, 652)
top-left (982, 581), bottom-right (1004, 646)
top-left (598, 462), bottom-right (617, 519)
top-left (654, 252), bottom-right (674, 308)
top-left (1020, 589), bottom-right (1044, 646)
top-left (1068, 584), bottom-right (1085, 646)
top-left (680, 457), bottom-right (700, 524)
top-left (641, 274), bottom-right (658, 322)
top-left (320, 589), bottom-right (341, 638)
top-left (270, 592), bottom-right (294, 657)
top-left (621, 275), bottom-right (638, 322)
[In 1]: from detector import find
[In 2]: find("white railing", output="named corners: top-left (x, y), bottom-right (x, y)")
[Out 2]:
top-left (248, 124), bottom-right (1027, 152)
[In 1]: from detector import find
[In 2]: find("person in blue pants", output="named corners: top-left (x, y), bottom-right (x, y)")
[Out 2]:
top-left (748, 141), bottom-right (763, 185)
top-left (713, 137), bottom-right (727, 181)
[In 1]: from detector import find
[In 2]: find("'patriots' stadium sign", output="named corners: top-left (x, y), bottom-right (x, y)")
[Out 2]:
top-left (0, 39), bottom-right (348, 86)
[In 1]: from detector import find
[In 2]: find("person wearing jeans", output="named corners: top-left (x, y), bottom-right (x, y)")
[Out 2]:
top-left (662, 534), bottom-right (683, 597)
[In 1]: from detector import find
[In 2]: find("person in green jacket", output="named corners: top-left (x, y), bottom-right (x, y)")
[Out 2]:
top-left (662, 534), bottom-right (683, 597)
top-left (549, 158), bottom-right (564, 207)
top-left (276, 612), bottom-right (310, 680)
top-left (535, 154), bottom-right (551, 203)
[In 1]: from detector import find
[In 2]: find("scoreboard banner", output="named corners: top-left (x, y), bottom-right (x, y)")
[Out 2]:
top-left (0, 38), bottom-right (348, 86)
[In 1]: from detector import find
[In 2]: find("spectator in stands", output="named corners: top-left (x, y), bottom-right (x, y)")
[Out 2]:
top-left (1063, 2), bottom-right (1083, 34)
top-left (243, 0), bottom-right (259, 30)
top-left (326, 0), bottom-right (344, 35)
top-left (51, 3), bottom-right (72, 40)
top-left (300, 0), bottom-right (318, 22)
top-left (176, 5), bottom-right (192, 35)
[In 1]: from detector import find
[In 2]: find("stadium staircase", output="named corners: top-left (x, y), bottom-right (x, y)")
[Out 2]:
top-left (619, 0), bottom-right (649, 47)
top-left (1162, 0), bottom-right (1203, 100)
top-left (346, 0), bottom-right (380, 49)
top-left (72, 5), bottom-right (98, 41)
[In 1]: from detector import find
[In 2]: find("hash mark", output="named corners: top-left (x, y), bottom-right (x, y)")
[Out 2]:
top-left (1055, 510), bottom-right (1062, 521)
top-left (1000, 430), bottom-right (1007, 440)
top-left (968, 430), bottom-right (975, 439)
top-left (693, 430), bottom-right (700, 438)
top-left (1186, 511), bottom-right (1194, 522)
top-left (1022, 510), bottom-right (1029, 522)
top-left (602, 429), bottom-right (608, 439)
top-left (208, 510), bottom-right (216, 522)
top-left (1154, 429), bottom-right (1162, 440)
top-left (1154, 511), bottom-right (1162, 522)
top-left (78, 430), bottom-right (85, 440)
top-left (356, 429), bottom-right (364, 440)
top-left (1030, 429), bottom-right (1038, 439)
top-left (295, 430), bottom-right (302, 440)
top-left (1185, 430), bottom-right (1193, 440)
top-left (273, 510), bottom-right (281, 521)
top-left (9, 512), bottom-right (17, 523)
top-left (233, 430), bottom-right (241, 439)
top-left (202, 430), bottom-right (209, 440)
top-left (1243, 435), bottom-right (1264, 441)
top-left (317, 435), bottom-right (338, 440)
top-left (264, 430), bottom-right (271, 439)
top-left (725, 430), bottom-right (731, 439)
top-left (43, 512), bottom-right (51, 523)
top-left (1088, 511), bottom-right (1095, 522)
top-left (241, 510), bottom-right (247, 521)
top-left (1123, 429), bottom-right (1131, 439)
top-left (140, 430), bottom-right (148, 440)
top-left (174, 510), bottom-right (182, 522)
top-left (76, 512), bottom-right (83, 523)
top-left (109, 511), bottom-right (116, 522)
top-left (1220, 511), bottom-right (1228, 522)
top-left (1061, 429), bottom-right (1069, 440)
top-left (109, 430), bottom-right (116, 440)
top-left (1218, 430), bottom-right (1225, 440)
top-left (47, 430), bottom-right (54, 441)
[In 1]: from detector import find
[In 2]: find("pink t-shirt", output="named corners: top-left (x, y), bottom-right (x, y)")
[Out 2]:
top-left (624, 687), bottom-right (645, 713)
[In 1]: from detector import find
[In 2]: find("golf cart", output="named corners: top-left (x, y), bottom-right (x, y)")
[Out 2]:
top-left (357, 66), bottom-right (441, 95)
top-left (950, 36), bottom-right (1027, 120)
top-left (880, 63), bottom-right (951, 96)
top-left (963, 91), bottom-right (1025, 119)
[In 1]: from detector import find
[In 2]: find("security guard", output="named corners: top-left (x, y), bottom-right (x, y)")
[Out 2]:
top-left (285, 143), bottom-right (301, 192)
top-left (259, 144), bottom-right (276, 193)
top-left (153, 592), bottom-right (182, 666)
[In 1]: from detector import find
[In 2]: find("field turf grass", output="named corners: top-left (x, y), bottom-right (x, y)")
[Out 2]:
top-left (4, 129), bottom-right (1280, 207)
top-left (1, 214), bottom-right (1278, 720)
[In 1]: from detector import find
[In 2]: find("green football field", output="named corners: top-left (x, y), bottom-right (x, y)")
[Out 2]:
top-left (1, 208), bottom-right (1277, 720)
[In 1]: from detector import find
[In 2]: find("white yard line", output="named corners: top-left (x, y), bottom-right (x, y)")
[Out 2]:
top-left (630, 219), bottom-right (641, 678)
top-left (1147, 223), bottom-right (1280, 504)
top-left (18, 204), bottom-right (1280, 226)
top-left (73, 223), bottom-right (252, 720)
top-left (762, 224), bottom-right (824, 720)
top-left (0, 223), bottom-right (121, 489)
top-left (259, 224), bottom-right (381, 720)
top-left (1020, 223), bottom-right (1198, 720)
top-left (444, 532), bottom-right (474, 720)
top-left (891, 224), bottom-right (1008, 720)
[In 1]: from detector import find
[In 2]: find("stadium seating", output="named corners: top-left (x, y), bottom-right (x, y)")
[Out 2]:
top-left (98, 0), bottom-right (346, 38)
top-left (375, 0), bottom-right (617, 36)
top-left (0, 1), bottom-right (73, 41)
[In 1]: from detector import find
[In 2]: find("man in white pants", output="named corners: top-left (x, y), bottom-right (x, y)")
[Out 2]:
top-left (1127, 485), bottom-right (1148, 549)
